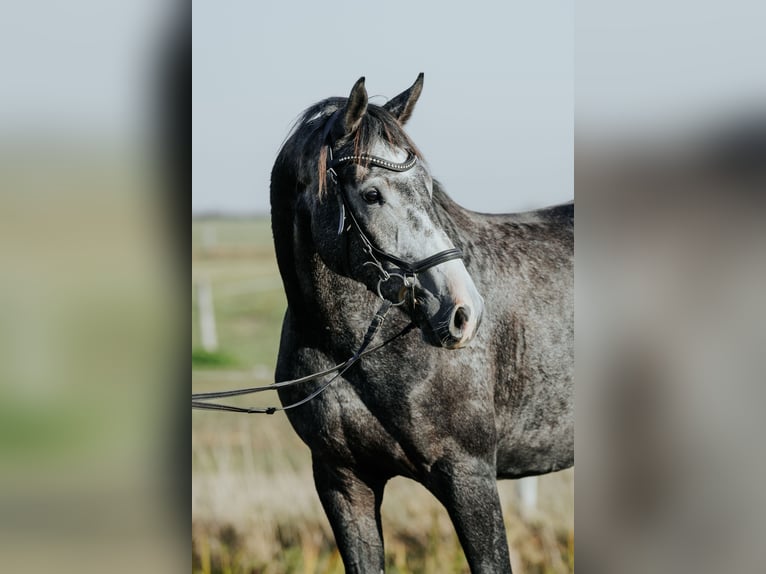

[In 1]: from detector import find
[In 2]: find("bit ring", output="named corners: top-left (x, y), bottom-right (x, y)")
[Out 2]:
top-left (377, 273), bottom-right (412, 306)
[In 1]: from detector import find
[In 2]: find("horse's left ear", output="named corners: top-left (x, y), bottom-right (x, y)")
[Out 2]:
top-left (383, 73), bottom-right (424, 125)
top-left (342, 77), bottom-right (368, 136)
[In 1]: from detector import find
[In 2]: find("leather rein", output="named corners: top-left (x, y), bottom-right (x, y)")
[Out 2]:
top-left (191, 121), bottom-right (463, 414)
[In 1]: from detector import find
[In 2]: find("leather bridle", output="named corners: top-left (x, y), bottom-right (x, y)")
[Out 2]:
top-left (326, 140), bottom-right (463, 306)
top-left (192, 114), bottom-right (463, 414)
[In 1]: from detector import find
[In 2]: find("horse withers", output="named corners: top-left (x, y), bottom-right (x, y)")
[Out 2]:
top-left (270, 74), bottom-right (573, 573)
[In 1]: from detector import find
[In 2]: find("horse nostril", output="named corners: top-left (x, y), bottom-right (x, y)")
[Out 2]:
top-left (450, 305), bottom-right (471, 338)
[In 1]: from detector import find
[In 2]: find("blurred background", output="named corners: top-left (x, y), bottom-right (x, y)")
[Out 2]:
top-left (191, 219), bottom-right (574, 573)
top-left (0, 0), bottom-right (186, 573)
top-left (576, 2), bottom-right (766, 573)
top-left (192, 1), bottom-right (573, 215)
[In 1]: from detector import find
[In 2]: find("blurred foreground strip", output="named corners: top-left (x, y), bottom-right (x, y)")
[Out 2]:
top-left (576, 112), bottom-right (766, 574)
top-left (0, 141), bottom-right (184, 573)
top-left (0, 0), bottom-right (186, 570)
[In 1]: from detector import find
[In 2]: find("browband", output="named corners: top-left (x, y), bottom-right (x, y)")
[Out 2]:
top-left (329, 151), bottom-right (418, 173)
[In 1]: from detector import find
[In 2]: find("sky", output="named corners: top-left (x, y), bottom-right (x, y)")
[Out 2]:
top-left (0, 1), bottom-right (174, 141)
top-left (2, 2), bottom-right (762, 215)
top-left (192, 1), bottom-right (573, 214)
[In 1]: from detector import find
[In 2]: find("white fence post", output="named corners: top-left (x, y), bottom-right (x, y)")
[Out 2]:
top-left (196, 277), bottom-right (218, 351)
top-left (518, 476), bottom-right (538, 516)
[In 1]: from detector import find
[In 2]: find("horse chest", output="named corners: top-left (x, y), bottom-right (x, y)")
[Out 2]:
top-left (299, 384), bottom-right (418, 475)
top-left (294, 367), bottom-right (494, 478)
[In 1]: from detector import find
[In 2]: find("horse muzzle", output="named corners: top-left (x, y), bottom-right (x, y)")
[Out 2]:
top-left (444, 301), bottom-right (484, 348)
top-left (412, 262), bottom-right (485, 349)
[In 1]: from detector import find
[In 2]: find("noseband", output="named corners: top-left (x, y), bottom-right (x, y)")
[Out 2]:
top-left (326, 141), bottom-right (463, 305)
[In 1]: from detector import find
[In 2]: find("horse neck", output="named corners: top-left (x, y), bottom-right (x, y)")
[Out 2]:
top-left (430, 180), bottom-right (474, 252)
top-left (270, 162), bottom-right (306, 315)
top-left (270, 166), bottom-right (372, 347)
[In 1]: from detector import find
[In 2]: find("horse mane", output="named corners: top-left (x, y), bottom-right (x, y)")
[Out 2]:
top-left (277, 97), bottom-right (424, 199)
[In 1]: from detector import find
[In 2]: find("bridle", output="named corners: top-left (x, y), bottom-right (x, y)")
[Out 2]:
top-left (192, 113), bottom-right (463, 414)
top-left (327, 139), bottom-right (463, 306)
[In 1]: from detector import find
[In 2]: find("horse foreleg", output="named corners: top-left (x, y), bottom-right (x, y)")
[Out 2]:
top-left (426, 458), bottom-right (513, 574)
top-left (312, 460), bottom-right (386, 574)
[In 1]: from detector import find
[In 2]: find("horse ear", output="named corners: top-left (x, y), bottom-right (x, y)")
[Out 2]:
top-left (383, 73), bottom-right (424, 125)
top-left (342, 77), bottom-right (368, 136)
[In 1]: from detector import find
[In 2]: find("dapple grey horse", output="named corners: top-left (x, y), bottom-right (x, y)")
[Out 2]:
top-left (270, 74), bottom-right (573, 573)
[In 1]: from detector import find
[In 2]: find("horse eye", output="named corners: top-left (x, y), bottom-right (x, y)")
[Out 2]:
top-left (362, 188), bottom-right (382, 204)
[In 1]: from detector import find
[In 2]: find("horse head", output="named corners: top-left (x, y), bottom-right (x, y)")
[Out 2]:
top-left (305, 75), bottom-right (484, 349)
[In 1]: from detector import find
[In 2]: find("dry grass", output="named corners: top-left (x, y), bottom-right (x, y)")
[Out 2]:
top-left (191, 392), bottom-right (573, 574)
top-left (192, 218), bottom-right (573, 573)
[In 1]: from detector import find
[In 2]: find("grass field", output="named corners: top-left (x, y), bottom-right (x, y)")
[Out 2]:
top-left (192, 217), bottom-right (574, 573)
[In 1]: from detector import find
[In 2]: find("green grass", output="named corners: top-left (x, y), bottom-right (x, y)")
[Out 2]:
top-left (192, 349), bottom-right (238, 368)
top-left (192, 216), bottom-right (574, 573)
top-left (192, 217), bottom-right (286, 371)
top-left (192, 217), bottom-right (274, 250)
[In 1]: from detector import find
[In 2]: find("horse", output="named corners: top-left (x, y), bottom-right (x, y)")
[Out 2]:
top-left (269, 74), bottom-right (573, 573)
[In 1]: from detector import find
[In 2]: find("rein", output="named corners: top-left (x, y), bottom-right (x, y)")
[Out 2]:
top-left (192, 300), bottom-right (414, 414)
